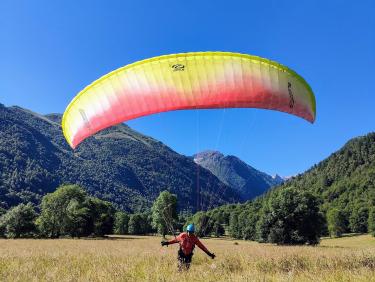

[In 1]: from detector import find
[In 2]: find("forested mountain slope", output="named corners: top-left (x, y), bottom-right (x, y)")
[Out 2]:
top-left (226, 132), bottom-right (375, 226)
top-left (201, 133), bottom-right (375, 239)
top-left (0, 103), bottom-right (241, 212)
top-left (279, 132), bottom-right (375, 214)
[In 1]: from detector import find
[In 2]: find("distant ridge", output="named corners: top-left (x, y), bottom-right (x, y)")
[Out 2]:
top-left (193, 150), bottom-right (283, 200)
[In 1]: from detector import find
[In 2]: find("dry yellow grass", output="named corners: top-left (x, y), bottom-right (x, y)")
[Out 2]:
top-left (0, 235), bottom-right (374, 282)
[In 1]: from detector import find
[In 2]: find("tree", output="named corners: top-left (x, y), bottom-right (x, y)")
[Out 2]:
top-left (128, 213), bottom-right (153, 235)
top-left (349, 206), bottom-right (368, 233)
top-left (140, 212), bottom-right (154, 234)
top-left (212, 221), bottom-right (225, 237)
top-left (239, 207), bottom-right (259, 240)
top-left (327, 208), bottom-right (347, 237)
top-left (229, 211), bottom-right (241, 239)
top-left (37, 185), bottom-right (90, 238)
top-left (206, 211), bottom-right (225, 237)
top-left (37, 185), bottom-right (116, 238)
top-left (176, 212), bottom-right (190, 233)
top-left (256, 207), bottom-right (272, 243)
top-left (128, 213), bottom-right (144, 235)
top-left (0, 203), bottom-right (37, 238)
top-left (368, 207), bottom-right (375, 237)
top-left (0, 207), bottom-right (6, 217)
top-left (187, 211), bottom-right (212, 237)
top-left (0, 205), bottom-right (6, 237)
top-left (114, 211), bottom-right (129, 235)
top-left (86, 197), bottom-right (115, 236)
top-left (151, 191), bottom-right (178, 237)
top-left (257, 187), bottom-right (324, 245)
top-left (66, 198), bottom-right (91, 237)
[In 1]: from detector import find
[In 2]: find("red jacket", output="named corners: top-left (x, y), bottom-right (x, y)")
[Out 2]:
top-left (168, 232), bottom-right (209, 255)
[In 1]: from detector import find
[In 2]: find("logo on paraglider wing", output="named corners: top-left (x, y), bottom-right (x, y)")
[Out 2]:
top-left (79, 109), bottom-right (92, 131)
top-left (171, 64), bottom-right (185, 71)
top-left (288, 82), bottom-right (295, 109)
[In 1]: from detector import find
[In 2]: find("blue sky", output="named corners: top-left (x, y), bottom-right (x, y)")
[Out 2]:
top-left (1, 0), bottom-right (374, 176)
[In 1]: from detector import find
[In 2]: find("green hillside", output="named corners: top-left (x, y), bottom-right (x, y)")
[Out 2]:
top-left (281, 132), bottom-right (375, 218)
top-left (202, 132), bottom-right (375, 239)
top-left (0, 103), bottom-right (240, 212)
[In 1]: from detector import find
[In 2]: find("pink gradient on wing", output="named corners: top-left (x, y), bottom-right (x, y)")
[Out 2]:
top-left (70, 75), bottom-right (313, 148)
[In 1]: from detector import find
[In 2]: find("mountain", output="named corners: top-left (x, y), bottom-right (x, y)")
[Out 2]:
top-left (202, 132), bottom-right (375, 239)
top-left (272, 174), bottom-right (285, 183)
top-left (277, 132), bottom-right (375, 214)
top-left (193, 150), bottom-right (283, 200)
top-left (0, 103), bottom-right (241, 212)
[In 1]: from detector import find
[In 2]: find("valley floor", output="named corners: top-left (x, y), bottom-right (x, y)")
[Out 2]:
top-left (0, 234), bottom-right (374, 281)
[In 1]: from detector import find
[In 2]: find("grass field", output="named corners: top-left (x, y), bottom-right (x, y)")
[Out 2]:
top-left (0, 234), bottom-right (374, 282)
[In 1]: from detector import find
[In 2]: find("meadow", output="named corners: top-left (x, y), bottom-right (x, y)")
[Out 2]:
top-left (0, 234), bottom-right (374, 282)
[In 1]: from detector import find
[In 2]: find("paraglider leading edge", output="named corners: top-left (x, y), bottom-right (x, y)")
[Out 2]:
top-left (62, 51), bottom-right (316, 149)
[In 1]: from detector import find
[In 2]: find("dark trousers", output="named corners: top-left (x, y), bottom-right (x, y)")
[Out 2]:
top-left (177, 249), bottom-right (193, 271)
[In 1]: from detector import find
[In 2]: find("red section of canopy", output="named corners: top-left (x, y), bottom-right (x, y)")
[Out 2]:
top-left (70, 78), bottom-right (313, 148)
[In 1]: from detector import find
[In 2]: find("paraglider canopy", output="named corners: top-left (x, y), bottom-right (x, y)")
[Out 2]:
top-left (62, 52), bottom-right (316, 149)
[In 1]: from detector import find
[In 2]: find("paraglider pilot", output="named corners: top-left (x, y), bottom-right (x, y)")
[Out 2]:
top-left (161, 224), bottom-right (215, 271)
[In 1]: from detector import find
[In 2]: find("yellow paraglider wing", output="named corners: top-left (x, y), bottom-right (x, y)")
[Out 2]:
top-left (62, 52), bottom-right (316, 149)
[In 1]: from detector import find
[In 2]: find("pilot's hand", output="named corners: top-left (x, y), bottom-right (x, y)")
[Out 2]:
top-left (161, 241), bottom-right (169, 247)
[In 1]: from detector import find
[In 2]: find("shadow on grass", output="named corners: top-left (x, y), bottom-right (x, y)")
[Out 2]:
top-left (71, 235), bottom-right (148, 241)
top-left (318, 245), bottom-right (345, 249)
top-left (321, 233), bottom-right (365, 240)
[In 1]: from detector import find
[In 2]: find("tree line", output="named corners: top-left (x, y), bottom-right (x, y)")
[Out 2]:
top-left (0, 185), bottom-right (152, 238)
top-left (1, 184), bottom-right (374, 243)
top-left (199, 187), bottom-right (375, 243)
top-left (0, 185), bottom-right (188, 239)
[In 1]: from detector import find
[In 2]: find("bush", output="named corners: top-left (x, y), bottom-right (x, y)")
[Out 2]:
top-left (0, 203), bottom-right (37, 238)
